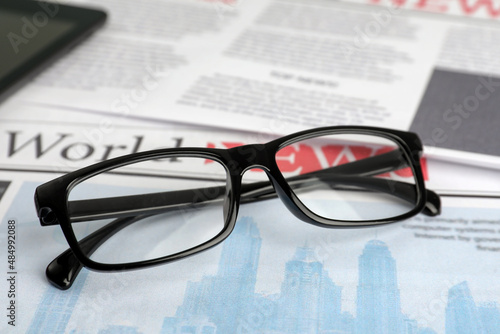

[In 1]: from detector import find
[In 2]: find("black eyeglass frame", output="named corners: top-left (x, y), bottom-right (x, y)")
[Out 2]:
top-left (35, 126), bottom-right (439, 287)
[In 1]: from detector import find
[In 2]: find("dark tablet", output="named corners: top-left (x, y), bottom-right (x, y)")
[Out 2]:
top-left (0, 0), bottom-right (107, 102)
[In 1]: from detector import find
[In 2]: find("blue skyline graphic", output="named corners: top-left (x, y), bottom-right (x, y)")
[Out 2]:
top-left (28, 270), bottom-right (89, 333)
top-left (27, 217), bottom-right (500, 333)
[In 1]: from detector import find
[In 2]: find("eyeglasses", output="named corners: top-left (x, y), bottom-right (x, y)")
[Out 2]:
top-left (35, 126), bottom-right (441, 290)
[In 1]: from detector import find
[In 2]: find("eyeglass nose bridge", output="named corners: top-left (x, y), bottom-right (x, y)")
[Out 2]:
top-left (225, 143), bottom-right (273, 175)
top-left (224, 143), bottom-right (314, 226)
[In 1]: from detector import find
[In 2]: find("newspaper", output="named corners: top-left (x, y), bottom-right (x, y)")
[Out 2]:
top-left (1, 168), bottom-right (500, 334)
top-left (9, 0), bottom-right (500, 169)
top-left (0, 117), bottom-right (499, 196)
top-left (348, 0), bottom-right (500, 19)
top-left (2, 0), bottom-right (499, 332)
top-left (0, 118), bottom-right (499, 333)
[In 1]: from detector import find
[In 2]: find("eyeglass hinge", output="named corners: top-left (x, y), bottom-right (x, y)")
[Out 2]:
top-left (39, 207), bottom-right (58, 226)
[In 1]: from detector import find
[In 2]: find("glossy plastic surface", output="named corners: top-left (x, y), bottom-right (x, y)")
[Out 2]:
top-left (34, 126), bottom-right (440, 289)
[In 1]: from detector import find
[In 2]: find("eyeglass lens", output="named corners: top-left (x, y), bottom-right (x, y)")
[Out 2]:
top-left (276, 133), bottom-right (418, 221)
top-left (66, 157), bottom-right (229, 264)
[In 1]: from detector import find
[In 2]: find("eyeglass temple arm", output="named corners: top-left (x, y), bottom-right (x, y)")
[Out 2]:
top-left (240, 150), bottom-right (440, 217)
top-left (66, 149), bottom-right (440, 222)
top-left (243, 174), bottom-right (440, 216)
top-left (45, 215), bottom-right (145, 290)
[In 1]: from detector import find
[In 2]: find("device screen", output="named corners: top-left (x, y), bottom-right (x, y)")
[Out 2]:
top-left (0, 11), bottom-right (75, 79)
top-left (0, 1), bottom-right (106, 102)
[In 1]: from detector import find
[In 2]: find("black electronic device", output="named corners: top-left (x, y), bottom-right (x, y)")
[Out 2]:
top-left (0, 0), bottom-right (107, 102)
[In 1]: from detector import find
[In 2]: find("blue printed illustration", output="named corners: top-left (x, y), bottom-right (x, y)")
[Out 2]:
top-left (26, 216), bottom-right (500, 334)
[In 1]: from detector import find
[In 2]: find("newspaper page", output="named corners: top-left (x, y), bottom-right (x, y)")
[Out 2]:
top-left (8, 0), bottom-right (500, 169)
top-left (346, 0), bottom-right (500, 19)
top-left (6, 0), bottom-right (500, 167)
top-left (0, 118), bottom-right (499, 333)
top-left (0, 113), bottom-right (498, 195)
top-left (10, 0), bottom-right (251, 121)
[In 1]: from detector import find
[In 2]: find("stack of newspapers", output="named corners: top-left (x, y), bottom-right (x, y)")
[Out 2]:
top-left (1, 0), bottom-right (499, 333)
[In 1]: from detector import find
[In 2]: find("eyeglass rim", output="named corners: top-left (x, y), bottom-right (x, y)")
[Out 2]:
top-left (34, 125), bottom-right (428, 274)
top-left (266, 126), bottom-right (427, 225)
